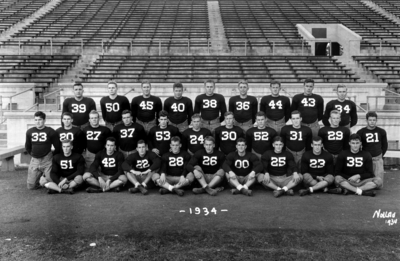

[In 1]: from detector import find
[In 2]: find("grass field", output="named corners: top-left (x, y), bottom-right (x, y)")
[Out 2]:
top-left (0, 170), bottom-right (399, 260)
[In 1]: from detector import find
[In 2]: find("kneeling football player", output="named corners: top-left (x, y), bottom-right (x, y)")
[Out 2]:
top-left (329, 133), bottom-right (382, 197)
top-left (258, 136), bottom-right (302, 197)
top-left (122, 139), bottom-right (161, 195)
top-left (83, 137), bottom-right (127, 192)
top-left (152, 136), bottom-right (193, 196)
top-left (43, 139), bottom-right (85, 194)
top-left (299, 136), bottom-right (334, 196)
top-left (223, 138), bottom-right (263, 196)
top-left (187, 136), bottom-right (226, 196)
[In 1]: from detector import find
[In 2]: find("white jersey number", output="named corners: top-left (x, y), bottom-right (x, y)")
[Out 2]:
top-left (32, 133), bottom-right (47, 142)
top-left (202, 156), bottom-right (218, 166)
top-left (234, 160), bottom-right (250, 169)
top-left (102, 158), bottom-right (116, 168)
top-left (271, 157), bottom-right (286, 167)
top-left (346, 157), bottom-right (363, 167)
top-left (310, 159), bottom-right (325, 168)
top-left (171, 103), bottom-right (185, 112)
top-left (120, 128), bottom-right (135, 138)
top-left (254, 132), bottom-right (269, 141)
top-left (105, 103), bottom-right (120, 112)
top-left (268, 100), bottom-right (282, 109)
top-left (190, 135), bottom-right (204, 144)
top-left (236, 101), bottom-right (250, 110)
top-left (366, 133), bottom-right (379, 143)
top-left (203, 99), bottom-right (217, 108)
top-left (169, 157), bottom-right (184, 167)
top-left (136, 159), bottom-right (150, 169)
top-left (139, 101), bottom-right (153, 110)
top-left (156, 131), bottom-right (171, 141)
top-left (60, 160), bottom-right (73, 169)
top-left (290, 131), bottom-right (303, 141)
top-left (71, 104), bottom-right (86, 113)
top-left (334, 104), bottom-right (350, 114)
top-left (221, 131), bottom-right (237, 141)
top-left (86, 131), bottom-right (101, 141)
top-left (301, 98), bottom-right (316, 107)
top-left (60, 132), bottom-right (74, 141)
top-left (327, 131), bottom-right (343, 141)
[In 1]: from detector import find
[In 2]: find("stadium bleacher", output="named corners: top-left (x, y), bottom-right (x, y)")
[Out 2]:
top-left (374, 0), bottom-right (400, 18)
top-left (0, 55), bottom-right (79, 85)
top-left (80, 55), bottom-right (362, 83)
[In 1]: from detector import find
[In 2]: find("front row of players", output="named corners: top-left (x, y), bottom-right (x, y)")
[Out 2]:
top-left (40, 133), bottom-right (382, 197)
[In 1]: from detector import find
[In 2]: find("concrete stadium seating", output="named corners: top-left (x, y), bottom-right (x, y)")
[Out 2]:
top-left (80, 55), bottom-right (363, 83)
top-left (374, 0), bottom-right (400, 18)
top-left (0, 55), bottom-right (80, 86)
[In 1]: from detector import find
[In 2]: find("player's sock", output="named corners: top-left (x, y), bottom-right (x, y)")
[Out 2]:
top-left (356, 188), bottom-right (362, 196)
top-left (236, 185), bottom-right (243, 191)
top-left (243, 185), bottom-right (249, 190)
top-left (168, 185), bottom-right (174, 192)
top-left (282, 186), bottom-right (288, 192)
top-left (277, 187), bottom-right (282, 190)
top-left (309, 187), bottom-right (314, 193)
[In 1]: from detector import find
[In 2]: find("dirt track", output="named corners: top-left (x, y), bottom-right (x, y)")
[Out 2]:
top-left (0, 170), bottom-right (399, 237)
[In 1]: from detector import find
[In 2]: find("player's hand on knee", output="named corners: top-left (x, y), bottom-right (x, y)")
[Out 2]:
top-left (263, 173), bottom-right (270, 185)
top-left (249, 172), bottom-right (256, 180)
top-left (228, 172), bottom-right (236, 180)
top-left (292, 172), bottom-right (301, 183)
top-left (159, 174), bottom-right (166, 185)
top-left (152, 148), bottom-right (160, 156)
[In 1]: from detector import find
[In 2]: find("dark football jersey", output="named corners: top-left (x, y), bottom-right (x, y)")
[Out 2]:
top-left (187, 149), bottom-right (225, 174)
top-left (260, 95), bottom-right (291, 122)
top-left (318, 126), bottom-right (350, 155)
top-left (148, 125), bottom-right (181, 155)
top-left (160, 151), bottom-right (192, 177)
top-left (62, 97), bottom-right (96, 126)
top-left (280, 125), bottom-right (312, 152)
top-left (335, 150), bottom-right (374, 180)
top-left (181, 128), bottom-right (212, 153)
top-left (357, 127), bottom-right (388, 157)
top-left (89, 150), bottom-right (125, 181)
top-left (300, 150), bottom-right (334, 177)
top-left (194, 93), bottom-right (227, 122)
top-left (323, 99), bottom-right (358, 127)
top-left (25, 126), bottom-right (60, 158)
top-left (291, 93), bottom-right (324, 124)
top-left (83, 125), bottom-right (112, 154)
top-left (56, 126), bottom-right (85, 154)
top-left (214, 125), bottom-right (245, 155)
top-left (223, 151), bottom-right (263, 176)
top-left (164, 96), bottom-right (193, 125)
top-left (100, 95), bottom-right (130, 124)
top-left (122, 151), bottom-right (161, 172)
top-left (50, 152), bottom-right (85, 183)
top-left (130, 95), bottom-right (162, 122)
top-left (228, 95), bottom-right (258, 123)
top-left (261, 150), bottom-right (297, 176)
top-left (113, 123), bottom-right (146, 152)
top-left (246, 126), bottom-right (277, 154)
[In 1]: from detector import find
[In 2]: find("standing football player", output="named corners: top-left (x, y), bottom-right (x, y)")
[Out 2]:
top-left (214, 111), bottom-right (245, 155)
top-left (56, 112), bottom-right (85, 155)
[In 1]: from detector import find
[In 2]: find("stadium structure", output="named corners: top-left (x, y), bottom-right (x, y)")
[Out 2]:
top-left (0, 0), bottom-right (399, 167)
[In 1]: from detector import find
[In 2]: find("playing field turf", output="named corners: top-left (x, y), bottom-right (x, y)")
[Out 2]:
top-left (0, 169), bottom-right (399, 260)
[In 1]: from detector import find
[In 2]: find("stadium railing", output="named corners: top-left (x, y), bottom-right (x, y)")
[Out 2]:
top-left (0, 145), bottom-right (30, 171)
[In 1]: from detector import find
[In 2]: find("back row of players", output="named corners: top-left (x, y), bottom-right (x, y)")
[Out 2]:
top-left (25, 79), bottom-right (386, 197)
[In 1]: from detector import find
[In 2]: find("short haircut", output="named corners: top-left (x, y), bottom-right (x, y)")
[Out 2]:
top-left (330, 110), bottom-right (341, 117)
top-left (137, 139), bottom-right (146, 146)
top-left (122, 109), bottom-right (131, 116)
top-left (173, 82), bottom-right (183, 89)
top-left (270, 80), bottom-right (281, 87)
top-left (349, 133), bottom-right (361, 142)
top-left (73, 82), bottom-right (83, 88)
top-left (238, 80), bottom-right (248, 86)
top-left (141, 80), bottom-right (151, 87)
top-left (236, 137), bottom-right (246, 145)
top-left (304, 78), bottom-right (314, 85)
top-left (272, 136), bottom-right (284, 144)
top-left (89, 110), bottom-right (99, 117)
top-left (336, 84), bottom-right (347, 91)
top-left (256, 111), bottom-right (266, 118)
top-left (106, 137), bottom-right (116, 144)
top-left (224, 111), bottom-right (234, 118)
top-left (191, 113), bottom-right (201, 120)
top-left (159, 110), bottom-right (168, 118)
top-left (291, 110), bottom-right (301, 118)
top-left (34, 111), bottom-right (46, 120)
top-left (312, 136), bottom-right (323, 143)
top-left (108, 80), bottom-right (118, 87)
top-left (171, 136), bottom-right (181, 144)
top-left (204, 136), bottom-right (215, 144)
top-left (62, 112), bottom-right (73, 119)
top-left (61, 139), bottom-right (73, 145)
top-left (366, 111), bottom-right (378, 119)
top-left (204, 79), bottom-right (215, 86)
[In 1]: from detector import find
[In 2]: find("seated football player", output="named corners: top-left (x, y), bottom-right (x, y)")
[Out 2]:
top-left (83, 137), bottom-right (127, 193)
top-left (223, 138), bottom-right (263, 196)
top-left (122, 139), bottom-right (161, 195)
top-left (299, 136), bottom-right (334, 196)
top-left (43, 139), bottom-right (85, 194)
top-left (152, 136), bottom-right (194, 196)
top-left (187, 136), bottom-right (226, 196)
top-left (329, 134), bottom-right (382, 197)
top-left (258, 136), bottom-right (302, 197)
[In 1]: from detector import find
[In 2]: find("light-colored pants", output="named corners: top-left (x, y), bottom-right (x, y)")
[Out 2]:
top-left (27, 152), bottom-right (53, 190)
top-left (301, 120), bottom-right (320, 138)
top-left (335, 175), bottom-right (383, 189)
top-left (169, 119), bottom-right (189, 133)
top-left (266, 117), bottom-right (286, 135)
top-left (372, 154), bottom-right (384, 187)
top-left (234, 119), bottom-right (253, 134)
top-left (136, 118), bottom-right (157, 134)
top-left (201, 117), bottom-right (220, 135)
top-left (303, 173), bottom-right (334, 187)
